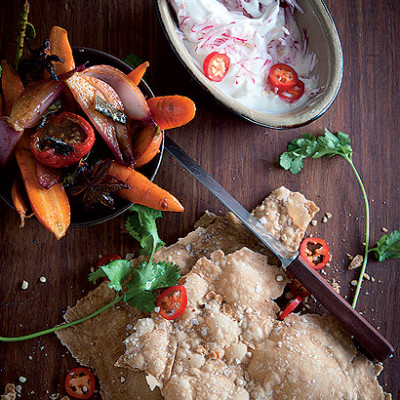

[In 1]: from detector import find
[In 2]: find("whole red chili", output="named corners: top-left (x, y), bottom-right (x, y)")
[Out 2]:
top-left (299, 237), bottom-right (331, 270)
top-left (30, 111), bottom-right (95, 168)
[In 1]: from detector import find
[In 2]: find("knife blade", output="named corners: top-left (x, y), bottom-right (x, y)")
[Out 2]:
top-left (164, 135), bottom-right (394, 362)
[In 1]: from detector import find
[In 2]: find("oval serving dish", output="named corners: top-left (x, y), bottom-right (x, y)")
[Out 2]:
top-left (0, 47), bottom-right (164, 227)
top-left (154, 0), bottom-right (343, 129)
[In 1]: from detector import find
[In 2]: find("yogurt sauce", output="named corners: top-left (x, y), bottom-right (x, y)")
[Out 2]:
top-left (169, 0), bottom-right (320, 114)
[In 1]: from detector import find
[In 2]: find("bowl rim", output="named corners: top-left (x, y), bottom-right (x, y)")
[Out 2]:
top-left (0, 47), bottom-right (165, 228)
top-left (154, 0), bottom-right (344, 129)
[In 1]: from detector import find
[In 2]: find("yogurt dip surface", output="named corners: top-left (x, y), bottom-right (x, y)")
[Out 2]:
top-left (169, 0), bottom-right (320, 114)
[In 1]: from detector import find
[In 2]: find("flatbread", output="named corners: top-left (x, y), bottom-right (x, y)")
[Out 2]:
top-left (116, 249), bottom-right (389, 400)
top-left (55, 186), bottom-right (393, 400)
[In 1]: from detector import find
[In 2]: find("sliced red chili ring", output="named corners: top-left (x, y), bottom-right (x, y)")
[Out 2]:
top-left (156, 285), bottom-right (187, 320)
top-left (30, 111), bottom-right (95, 168)
top-left (269, 63), bottom-right (299, 91)
top-left (278, 295), bottom-right (303, 320)
top-left (65, 367), bottom-right (95, 399)
top-left (299, 237), bottom-right (331, 270)
top-left (278, 79), bottom-right (305, 103)
top-left (203, 52), bottom-right (230, 82)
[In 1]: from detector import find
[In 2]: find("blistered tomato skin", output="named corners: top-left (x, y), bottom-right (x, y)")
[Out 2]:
top-left (30, 111), bottom-right (95, 168)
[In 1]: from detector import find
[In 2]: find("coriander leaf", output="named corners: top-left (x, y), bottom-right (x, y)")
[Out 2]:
top-left (89, 259), bottom-right (132, 292)
top-left (123, 54), bottom-right (144, 69)
top-left (123, 260), bottom-right (181, 312)
top-left (124, 289), bottom-right (155, 313)
top-left (0, 65), bottom-right (2, 77)
top-left (369, 230), bottom-right (400, 262)
top-left (279, 152), bottom-right (304, 174)
top-left (313, 129), bottom-right (353, 158)
top-left (279, 133), bottom-right (317, 174)
top-left (126, 204), bottom-right (165, 256)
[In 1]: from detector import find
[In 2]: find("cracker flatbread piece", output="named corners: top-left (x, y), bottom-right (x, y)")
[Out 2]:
top-left (55, 186), bottom-right (388, 399)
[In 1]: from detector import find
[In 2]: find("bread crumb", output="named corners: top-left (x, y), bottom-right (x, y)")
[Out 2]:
top-left (350, 280), bottom-right (358, 287)
top-left (326, 212), bottom-right (332, 219)
top-left (311, 220), bottom-right (317, 226)
top-left (322, 216), bottom-right (328, 223)
top-left (348, 254), bottom-right (363, 270)
top-left (21, 280), bottom-right (29, 290)
top-left (381, 227), bottom-right (388, 233)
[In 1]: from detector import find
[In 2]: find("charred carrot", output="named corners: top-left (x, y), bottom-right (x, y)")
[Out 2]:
top-left (11, 173), bottom-right (32, 228)
top-left (133, 124), bottom-right (163, 168)
top-left (15, 134), bottom-right (70, 239)
top-left (47, 26), bottom-right (75, 75)
top-left (1, 60), bottom-right (24, 116)
top-left (127, 61), bottom-right (149, 86)
top-left (147, 95), bottom-right (195, 130)
top-left (108, 162), bottom-right (184, 212)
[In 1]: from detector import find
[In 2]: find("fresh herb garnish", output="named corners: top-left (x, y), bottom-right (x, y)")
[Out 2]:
top-left (123, 53), bottom-right (144, 69)
top-left (125, 204), bottom-right (165, 256)
top-left (280, 128), bottom-right (399, 308)
top-left (95, 95), bottom-right (127, 124)
top-left (0, 205), bottom-right (180, 342)
top-left (369, 230), bottom-right (400, 262)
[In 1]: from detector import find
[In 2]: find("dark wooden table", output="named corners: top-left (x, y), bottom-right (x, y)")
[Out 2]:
top-left (0, 0), bottom-right (399, 398)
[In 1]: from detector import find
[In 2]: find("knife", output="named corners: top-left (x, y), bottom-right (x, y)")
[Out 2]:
top-left (164, 135), bottom-right (394, 362)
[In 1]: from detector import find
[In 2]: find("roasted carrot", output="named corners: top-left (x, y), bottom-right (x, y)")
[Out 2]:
top-left (108, 162), bottom-right (184, 212)
top-left (127, 61), bottom-right (149, 86)
top-left (11, 172), bottom-right (33, 228)
top-left (133, 124), bottom-right (163, 168)
top-left (1, 60), bottom-right (24, 116)
top-left (147, 95), bottom-right (195, 130)
top-left (47, 26), bottom-right (75, 75)
top-left (15, 134), bottom-right (70, 239)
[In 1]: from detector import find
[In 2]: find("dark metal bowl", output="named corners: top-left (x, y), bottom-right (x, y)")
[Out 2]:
top-left (0, 47), bottom-right (164, 228)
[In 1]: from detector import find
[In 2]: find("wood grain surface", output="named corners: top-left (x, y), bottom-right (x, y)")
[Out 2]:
top-left (0, 0), bottom-right (399, 398)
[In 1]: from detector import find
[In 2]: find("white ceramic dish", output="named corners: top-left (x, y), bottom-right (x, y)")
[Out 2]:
top-left (154, 0), bottom-right (343, 129)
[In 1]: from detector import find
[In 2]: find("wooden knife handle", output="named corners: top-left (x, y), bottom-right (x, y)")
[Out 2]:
top-left (287, 256), bottom-right (394, 362)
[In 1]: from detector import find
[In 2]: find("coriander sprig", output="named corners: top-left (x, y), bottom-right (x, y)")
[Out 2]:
top-left (0, 205), bottom-right (180, 342)
top-left (280, 128), bottom-right (400, 308)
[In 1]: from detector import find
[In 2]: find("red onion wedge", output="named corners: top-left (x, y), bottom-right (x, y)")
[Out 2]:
top-left (82, 75), bottom-right (134, 165)
top-left (0, 117), bottom-right (23, 167)
top-left (65, 72), bottom-right (126, 164)
top-left (82, 65), bottom-right (154, 125)
top-left (36, 160), bottom-right (63, 189)
top-left (7, 67), bottom-right (83, 133)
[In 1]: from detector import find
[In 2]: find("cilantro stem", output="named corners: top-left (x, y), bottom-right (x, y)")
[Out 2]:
top-left (0, 294), bottom-right (122, 342)
top-left (343, 155), bottom-right (370, 308)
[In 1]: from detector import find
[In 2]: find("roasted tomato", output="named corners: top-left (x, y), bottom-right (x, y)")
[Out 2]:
top-left (203, 52), bottom-right (230, 82)
top-left (156, 285), bottom-right (187, 320)
top-left (299, 237), bottom-right (331, 270)
top-left (30, 111), bottom-right (95, 168)
top-left (278, 79), bottom-right (305, 103)
top-left (65, 367), bottom-right (95, 399)
top-left (268, 63), bottom-right (298, 91)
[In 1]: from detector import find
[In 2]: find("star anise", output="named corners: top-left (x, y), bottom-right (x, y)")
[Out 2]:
top-left (18, 39), bottom-right (64, 84)
top-left (69, 159), bottom-right (130, 210)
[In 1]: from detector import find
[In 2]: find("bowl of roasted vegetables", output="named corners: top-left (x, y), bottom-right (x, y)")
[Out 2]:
top-left (0, 26), bottom-right (196, 239)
